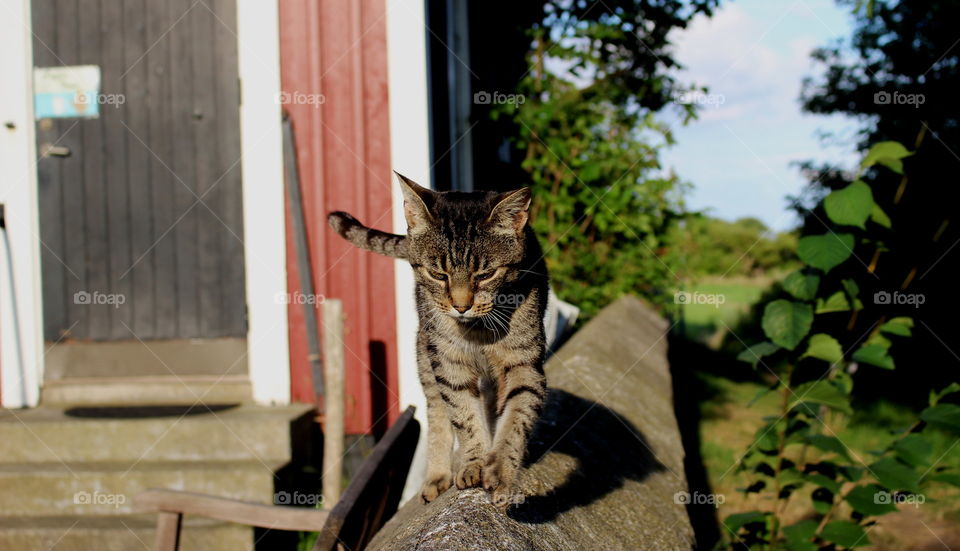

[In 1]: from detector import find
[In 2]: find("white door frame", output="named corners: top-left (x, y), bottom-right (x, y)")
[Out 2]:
top-left (237, 0), bottom-right (290, 405)
top-left (0, 0), bottom-right (45, 408)
top-left (387, 0), bottom-right (433, 501)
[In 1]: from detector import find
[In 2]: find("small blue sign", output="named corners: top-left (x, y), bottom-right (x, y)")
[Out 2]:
top-left (33, 65), bottom-right (101, 119)
top-left (34, 91), bottom-right (99, 119)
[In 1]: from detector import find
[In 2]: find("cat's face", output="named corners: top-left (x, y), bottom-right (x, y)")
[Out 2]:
top-left (396, 173), bottom-right (531, 323)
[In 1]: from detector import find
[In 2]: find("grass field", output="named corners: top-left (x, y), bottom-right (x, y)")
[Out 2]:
top-left (678, 277), bottom-right (771, 347)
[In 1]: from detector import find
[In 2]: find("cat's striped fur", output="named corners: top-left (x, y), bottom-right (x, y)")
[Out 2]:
top-left (328, 172), bottom-right (548, 507)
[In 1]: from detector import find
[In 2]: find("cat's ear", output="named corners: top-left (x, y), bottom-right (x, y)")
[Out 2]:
top-left (487, 188), bottom-right (531, 235)
top-left (395, 172), bottom-right (434, 233)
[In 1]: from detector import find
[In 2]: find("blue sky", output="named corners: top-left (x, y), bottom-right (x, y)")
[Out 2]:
top-left (660, 0), bottom-right (862, 231)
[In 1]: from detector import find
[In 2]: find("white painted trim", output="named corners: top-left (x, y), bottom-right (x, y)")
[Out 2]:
top-left (237, 0), bottom-right (289, 404)
top-left (0, 0), bottom-right (44, 408)
top-left (387, 0), bottom-right (433, 502)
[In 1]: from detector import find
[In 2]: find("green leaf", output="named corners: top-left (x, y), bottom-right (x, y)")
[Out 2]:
top-left (797, 233), bottom-right (855, 273)
top-left (784, 519), bottom-right (819, 549)
top-left (842, 278), bottom-right (863, 310)
top-left (723, 511), bottom-right (768, 533)
top-left (762, 300), bottom-right (813, 351)
top-left (807, 473), bottom-right (841, 494)
top-left (929, 472), bottom-right (960, 487)
top-left (871, 203), bottom-right (892, 228)
top-left (840, 465), bottom-right (865, 482)
top-left (870, 457), bottom-right (921, 492)
top-left (807, 434), bottom-right (852, 460)
top-left (879, 317), bottom-right (913, 337)
top-left (861, 141), bottom-right (913, 174)
top-left (816, 291), bottom-right (851, 314)
top-left (821, 521), bottom-right (870, 547)
top-left (782, 270), bottom-right (820, 300)
top-left (802, 334), bottom-right (844, 364)
top-left (866, 332), bottom-right (892, 350)
top-left (844, 484), bottom-right (898, 515)
top-left (755, 422), bottom-right (780, 452)
top-left (852, 344), bottom-right (895, 370)
top-left (894, 434), bottom-right (933, 468)
top-left (737, 341), bottom-right (780, 368)
top-left (930, 383), bottom-right (960, 406)
top-left (824, 181), bottom-right (873, 229)
top-left (921, 404), bottom-right (960, 433)
top-left (812, 486), bottom-right (834, 514)
top-left (792, 380), bottom-right (852, 414)
top-left (785, 540), bottom-right (818, 551)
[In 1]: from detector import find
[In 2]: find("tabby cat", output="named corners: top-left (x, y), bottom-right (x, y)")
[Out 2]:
top-left (328, 173), bottom-right (548, 507)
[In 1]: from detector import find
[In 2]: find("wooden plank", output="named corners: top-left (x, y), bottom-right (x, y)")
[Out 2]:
top-left (192, 0), bottom-right (222, 337)
top-left (211, 0), bottom-right (246, 337)
top-left (315, 406), bottom-right (419, 551)
top-left (135, 489), bottom-right (329, 532)
top-left (153, 511), bottom-right (182, 551)
top-left (123, 0), bottom-right (156, 337)
top-left (169, 0), bottom-right (200, 337)
top-left (145, 0), bottom-right (178, 339)
top-left (360, 0), bottom-right (401, 427)
top-left (279, 0), bottom-right (321, 405)
top-left (278, 0), bottom-right (401, 431)
top-left (78, 0), bottom-right (110, 339)
top-left (32, 0), bottom-right (67, 340)
top-left (100, 0), bottom-right (133, 340)
top-left (322, 299), bottom-right (345, 507)
top-left (53, 0), bottom-right (88, 340)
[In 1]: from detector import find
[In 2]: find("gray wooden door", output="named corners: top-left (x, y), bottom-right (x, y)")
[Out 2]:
top-left (33, 0), bottom-right (246, 346)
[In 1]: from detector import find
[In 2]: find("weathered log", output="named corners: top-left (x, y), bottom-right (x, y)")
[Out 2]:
top-left (368, 296), bottom-right (694, 551)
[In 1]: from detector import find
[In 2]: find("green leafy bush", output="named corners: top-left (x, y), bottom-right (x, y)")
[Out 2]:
top-left (724, 141), bottom-right (960, 550)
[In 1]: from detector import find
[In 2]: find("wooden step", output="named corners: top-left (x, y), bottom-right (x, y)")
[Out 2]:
top-left (0, 514), bottom-right (254, 551)
top-left (41, 376), bottom-right (254, 406)
top-left (0, 404), bottom-right (315, 463)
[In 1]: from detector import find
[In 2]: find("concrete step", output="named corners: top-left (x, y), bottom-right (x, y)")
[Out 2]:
top-left (0, 514), bottom-right (254, 551)
top-left (0, 460), bottom-right (289, 516)
top-left (41, 376), bottom-right (254, 406)
top-left (0, 404), bottom-right (315, 463)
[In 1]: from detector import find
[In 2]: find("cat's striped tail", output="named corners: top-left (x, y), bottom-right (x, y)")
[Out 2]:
top-left (327, 211), bottom-right (408, 259)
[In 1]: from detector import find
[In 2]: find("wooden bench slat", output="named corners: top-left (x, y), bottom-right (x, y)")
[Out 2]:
top-left (134, 489), bottom-right (329, 532)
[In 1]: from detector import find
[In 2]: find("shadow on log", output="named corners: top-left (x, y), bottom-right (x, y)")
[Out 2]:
top-left (368, 296), bottom-right (696, 551)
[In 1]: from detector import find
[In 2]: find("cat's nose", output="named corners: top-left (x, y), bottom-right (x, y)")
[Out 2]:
top-left (452, 304), bottom-right (471, 314)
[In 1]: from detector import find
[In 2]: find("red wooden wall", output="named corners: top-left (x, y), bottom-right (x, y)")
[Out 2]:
top-left (279, 0), bottom-right (399, 433)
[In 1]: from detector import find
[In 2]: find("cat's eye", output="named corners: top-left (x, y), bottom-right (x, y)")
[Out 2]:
top-left (475, 270), bottom-right (496, 282)
top-left (427, 270), bottom-right (448, 281)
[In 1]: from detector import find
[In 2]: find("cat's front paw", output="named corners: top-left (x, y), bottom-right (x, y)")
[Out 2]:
top-left (455, 460), bottom-right (484, 489)
top-left (420, 473), bottom-right (452, 503)
top-left (482, 452), bottom-right (519, 509)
